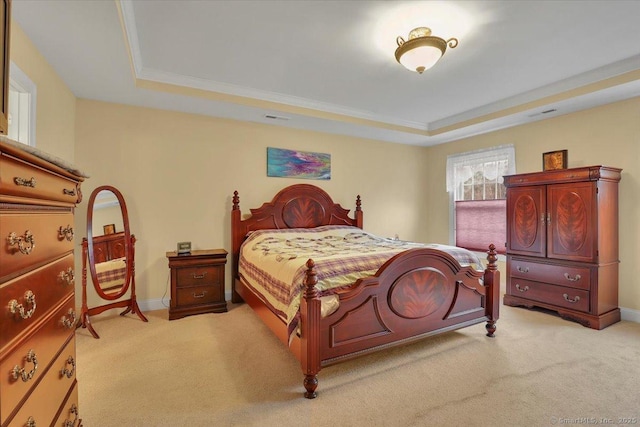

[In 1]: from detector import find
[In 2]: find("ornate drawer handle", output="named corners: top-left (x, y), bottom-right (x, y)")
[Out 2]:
top-left (63, 188), bottom-right (76, 196)
top-left (515, 284), bottom-right (529, 292)
top-left (193, 290), bottom-right (208, 298)
top-left (14, 176), bottom-right (36, 187)
top-left (61, 309), bottom-right (77, 329)
top-left (60, 356), bottom-right (76, 379)
top-left (564, 273), bottom-right (582, 282)
top-left (63, 404), bottom-right (80, 427)
top-left (58, 225), bottom-right (75, 241)
top-left (26, 416), bottom-right (36, 427)
top-left (12, 349), bottom-right (38, 382)
top-left (58, 267), bottom-right (75, 286)
top-left (9, 290), bottom-right (37, 319)
top-left (563, 293), bottom-right (580, 303)
top-left (192, 272), bottom-right (207, 279)
top-left (7, 230), bottom-right (36, 255)
top-left (516, 266), bottom-right (529, 273)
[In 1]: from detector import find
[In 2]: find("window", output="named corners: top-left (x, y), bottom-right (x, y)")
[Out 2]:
top-left (8, 62), bottom-right (36, 146)
top-left (446, 145), bottom-right (515, 254)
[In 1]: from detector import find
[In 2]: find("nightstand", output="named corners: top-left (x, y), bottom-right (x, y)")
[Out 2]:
top-left (166, 249), bottom-right (228, 320)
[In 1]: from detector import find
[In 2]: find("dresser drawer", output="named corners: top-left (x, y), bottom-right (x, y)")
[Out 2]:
top-left (176, 283), bottom-right (223, 307)
top-left (52, 380), bottom-right (81, 427)
top-left (0, 295), bottom-right (76, 423)
top-left (0, 151), bottom-right (80, 205)
top-left (508, 278), bottom-right (590, 313)
top-left (0, 210), bottom-right (75, 282)
top-left (1, 253), bottom-right (75, 352)
top-left (3, 338), bottom-right (77, 427)
top-left (175, 265), bottom-right (223, 288)
top-left (510, 258), bottom-right (591, 290)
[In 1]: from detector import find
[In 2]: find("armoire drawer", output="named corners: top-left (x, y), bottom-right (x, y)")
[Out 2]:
top-left (0, 295), bottom-right (77, 422)
top-left (2, 337), bottom-right (77, 427)
top-left (0, 210), bottom-right (75, 281)
top-left (1, 253), bottom-right (75, 351)
top-left (508, 278), bottom-right (590, 313)
top-left (0, 151), bottom-right (80, 205)
top-left (510, 258), bottom-right (591, 290)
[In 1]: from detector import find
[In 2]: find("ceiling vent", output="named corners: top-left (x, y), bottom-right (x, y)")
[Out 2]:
top-left (264, 114), bottom-right (290, 121)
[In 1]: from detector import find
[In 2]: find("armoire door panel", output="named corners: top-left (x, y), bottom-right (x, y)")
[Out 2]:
top-left (506, 186), bottom-right (546, 257)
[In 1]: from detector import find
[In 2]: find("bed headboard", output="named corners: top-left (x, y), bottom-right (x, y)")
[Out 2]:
top-left (231, 184), bottom-right (362, 300)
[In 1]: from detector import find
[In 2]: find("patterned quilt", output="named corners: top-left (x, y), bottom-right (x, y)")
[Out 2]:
top-left (95, 257), bottom-right (127, 292)
top-left (238, 225), bottom-right (485, 336)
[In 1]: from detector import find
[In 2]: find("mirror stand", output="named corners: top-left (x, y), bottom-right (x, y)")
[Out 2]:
top-left (79, 236), bottom-right (147, 338)
top-left (78, 185), bottom-right (148, 339)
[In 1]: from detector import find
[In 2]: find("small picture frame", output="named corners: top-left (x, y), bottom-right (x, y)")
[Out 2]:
top-left (543, 150), bottom-right (568, 171)
top-left (103, 224), bottom-right (116, 235)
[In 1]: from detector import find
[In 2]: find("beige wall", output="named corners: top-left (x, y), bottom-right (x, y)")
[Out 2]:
top-left (10, 23), bottom-right (76, 160)
top-left (74, 100), bottom-right (429, 306)
top-left (10, 19), bottom-right (640, 313)
top-left (425, 97), bottom-right (640, 311)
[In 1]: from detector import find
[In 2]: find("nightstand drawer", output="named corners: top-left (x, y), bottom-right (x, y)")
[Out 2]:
top-left (176, 284), bottom-right (222, 307)
top-left (175, 265), bottom-right (223, 288)
top-left (508, 278), bottom-right (590, 313)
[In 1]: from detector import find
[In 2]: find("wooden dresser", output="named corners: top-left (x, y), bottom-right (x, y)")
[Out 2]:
top-left (1, 138), bottom-right (86, 426)
top-left (503, 165), bottom-right (621, 329)
top-left (166, 249), bottom-right (228, 320)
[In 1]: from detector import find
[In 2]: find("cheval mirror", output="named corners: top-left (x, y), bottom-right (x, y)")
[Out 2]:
top-left (79, 185), bottom-right (147, 338)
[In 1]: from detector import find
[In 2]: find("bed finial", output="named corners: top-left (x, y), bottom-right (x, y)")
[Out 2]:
top-left (486, 244), bottom-right (498, 270)
top-left (355, 195), bottom-right (362, 212)
top-left (304, 259), bottom-right (318, 297)
top-left (233, 190), bottom-right (240, 210)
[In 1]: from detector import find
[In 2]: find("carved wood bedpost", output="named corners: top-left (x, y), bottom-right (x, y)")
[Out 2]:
top-left (355, 195), bottom-right (363, 228)
top-left (484, 244), bottom-right (500, 337)
top-left (300, 259), bottom-right (321, 398)
top-left (231, 191), bottom-right (243, 303)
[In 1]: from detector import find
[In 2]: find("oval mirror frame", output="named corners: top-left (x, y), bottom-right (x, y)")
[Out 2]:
top-left (86, 185), bottom-right (133, 300)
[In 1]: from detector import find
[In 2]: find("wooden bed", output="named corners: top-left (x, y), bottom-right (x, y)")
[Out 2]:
top-left (231, 184), bottom-right (500, 398)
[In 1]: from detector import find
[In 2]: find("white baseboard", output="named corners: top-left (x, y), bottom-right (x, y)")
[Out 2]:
top-left (621, 306), bottom-right (640, 323)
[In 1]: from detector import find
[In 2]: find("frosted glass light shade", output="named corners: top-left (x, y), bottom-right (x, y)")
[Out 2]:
top-left (395, 27), bottom-right (458, 74)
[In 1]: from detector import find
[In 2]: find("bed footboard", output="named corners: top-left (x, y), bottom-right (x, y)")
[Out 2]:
top-left (299, 244), bottom-right (500, 398)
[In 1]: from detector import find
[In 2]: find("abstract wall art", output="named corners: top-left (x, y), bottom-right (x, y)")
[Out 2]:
top-left (267, 147), bottom-right (331, 180)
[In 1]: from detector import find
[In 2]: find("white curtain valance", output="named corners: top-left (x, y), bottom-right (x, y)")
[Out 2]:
top-left (446, 144), bottom-right (516, 193)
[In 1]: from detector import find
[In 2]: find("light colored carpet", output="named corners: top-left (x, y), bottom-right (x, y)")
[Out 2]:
top-left (76, 302), bottom-right (640, 427)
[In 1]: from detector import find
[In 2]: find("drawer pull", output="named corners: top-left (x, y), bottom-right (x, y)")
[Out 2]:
top-left (12, 349), bottom-right (38, 382)
top-left (564, 273), bottom-right (582, 282)
top-left (9, 290), bottom-right (37, 319)
top-left (63, 187), bottom-right (76, 196)
top-left (563, 293), bottom-right (580, 303)
top-left (25, 417), bottom-right (36, 427)
top-left (61, 308), bottom-right (77, 329)
top-left (60, 356), bottom-right (76, 379)
top-left (58, 267), bottom-right (75, 286)
top-left (7, 230), bottom-right (36, 255)
top-left (14, 176), bottom-right (36, 187)
top-left (516, 266), bottom-right (529, 273)
top-left (58, 225), bottom-right (75, 241)
top-left (515, 284), bottom-right (529, 292)
top-left (193, 290), bottom-right (208, 298)
top-left (192, 272), bottom-right (207, 279)
top-left (63, 404), bottom-right (80, 427)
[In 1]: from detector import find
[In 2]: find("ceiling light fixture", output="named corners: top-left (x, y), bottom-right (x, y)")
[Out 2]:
top-left (395, 27), bottom-right (458, 74)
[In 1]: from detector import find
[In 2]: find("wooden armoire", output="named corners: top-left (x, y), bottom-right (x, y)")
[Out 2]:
top-left (503, 165), bottom-right (621, 329)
